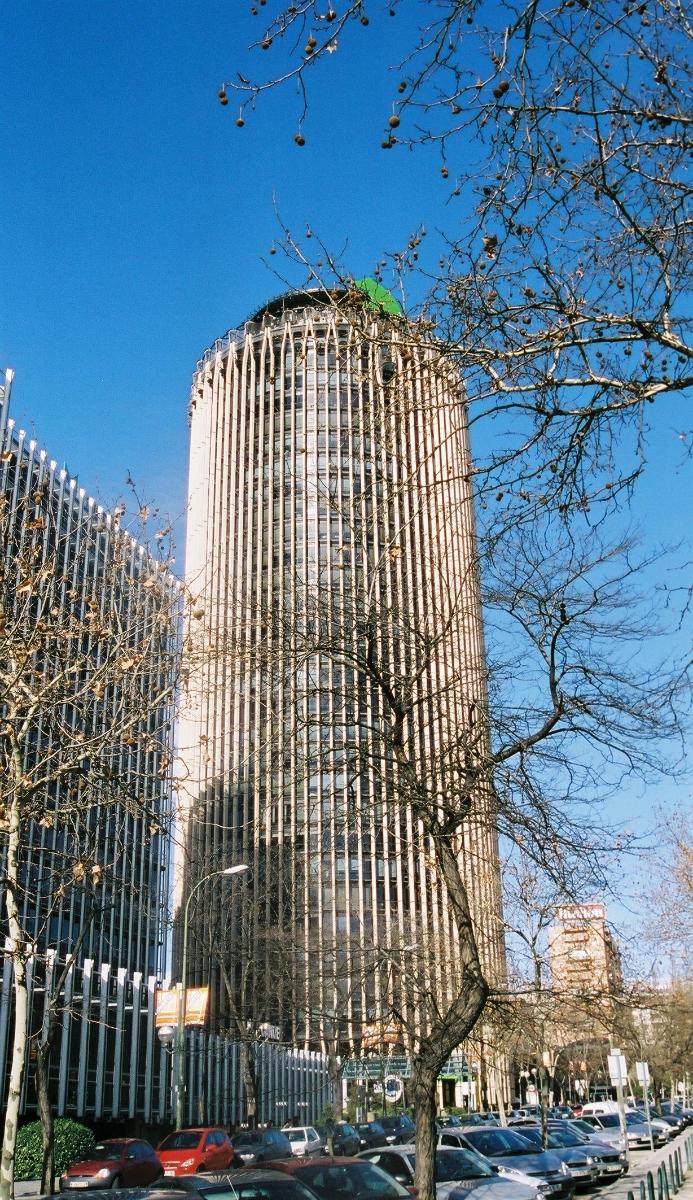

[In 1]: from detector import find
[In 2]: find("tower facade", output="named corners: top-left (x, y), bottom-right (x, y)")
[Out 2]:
top-left (178, 290), bottom-right (505, 1054)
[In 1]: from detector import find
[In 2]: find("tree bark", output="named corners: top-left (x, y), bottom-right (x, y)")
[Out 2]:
top-left (410, 826), bottom-right (489, 1200)
top-left (539, 1066), bottom-right (549, 1149)
top-left (411, 1065), bottom-right (439, 1200)
top-left (0, 793), bottom-right (28, 1200)
top-left (36, 1031), bottom-right (57, 1195)
top-left (240, 1039), bottom-right (258, 1126)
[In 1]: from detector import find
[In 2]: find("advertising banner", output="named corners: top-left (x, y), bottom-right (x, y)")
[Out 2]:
top-left (155, 986), bottom-right (209, 1028)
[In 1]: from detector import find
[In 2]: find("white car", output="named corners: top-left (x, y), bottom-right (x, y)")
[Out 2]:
top-left (282, 1126), bottom-right (325, 1157)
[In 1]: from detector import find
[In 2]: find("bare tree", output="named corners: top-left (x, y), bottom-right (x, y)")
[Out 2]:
top-left (222, 0), bottom-right (691, 535)
top-left (0, 426), bottom-right (179, 1200)
top-left (194, 311), bottom-right (688, 1198)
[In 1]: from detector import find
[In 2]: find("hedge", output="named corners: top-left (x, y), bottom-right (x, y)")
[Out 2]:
top-left (15, 1119), bottom-right (95, 1181)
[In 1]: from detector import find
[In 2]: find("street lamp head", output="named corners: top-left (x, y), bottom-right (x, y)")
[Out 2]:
top-left (223, 864), bottom-right (249, 876)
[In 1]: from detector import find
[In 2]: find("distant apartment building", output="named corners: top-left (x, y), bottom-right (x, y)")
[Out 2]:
top-left (549, 903), bottom-right (623, 1003)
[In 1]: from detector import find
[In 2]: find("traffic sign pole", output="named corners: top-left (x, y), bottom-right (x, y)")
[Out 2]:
top-left (608, 1050), bottom-right (630, 1169)
top-left (636, 1062), bottom-right (655, 1154)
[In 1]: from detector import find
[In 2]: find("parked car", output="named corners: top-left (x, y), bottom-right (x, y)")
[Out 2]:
top-left (654, 1112), bottom-right (686, 1133)
top-left (579, 1114), bottom-right (667, 1150)
top-left (231, 1130), bottom-right (293, 1165)
top-left (439, 1127), bottom-right (574, 1199)
top-left (265, 1155), bottom-right (412, 1200)
top-left (460, 1114), bottom-right (500, 1128)
top-left (147, 1168), bottom-right (321, 1200)
top-left (512, 1125), bottom-right (601, 1188)
top-left (626, 1111), bottom-right (673, 1140)
top-left (281, 1127), bottom-right (326, 1158)
top-left (157, 1129), bottom-right (235, 1176)
top-left (547, 1109), bottom-right (573, 1122)
top-left (579, 1103), bottom-right (619, 1118)
top-left (358, 1144), bottom-right (542, 1200)
top-left (355, 1121), bottom-right (389, 1150)
top-left (508, 1110), bottom-right (543, 1126)
top-left (378, 1115), bottom-right (416, 1145)
top-left (314, 1124), bottom-right (360, 1156)
top-left (662, 1104), bottom-right (693, 1128)
top-left (562, 1120), bottom-right (626, 1155)
top-left (60, 1138), bottom-right (163, 1190)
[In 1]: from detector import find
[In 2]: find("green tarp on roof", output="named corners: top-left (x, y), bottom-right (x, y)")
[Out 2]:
top-left (355, 277), bottom-right (403, 315)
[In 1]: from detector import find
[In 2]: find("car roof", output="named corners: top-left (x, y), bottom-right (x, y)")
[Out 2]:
top-left (264, 1157), bottom-right (366, 1173)
top-left (150, 1168), bottom-right (299, 1188)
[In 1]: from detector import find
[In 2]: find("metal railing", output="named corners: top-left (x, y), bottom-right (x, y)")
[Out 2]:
top-left (626, 1134), bottom-right (693, 1200)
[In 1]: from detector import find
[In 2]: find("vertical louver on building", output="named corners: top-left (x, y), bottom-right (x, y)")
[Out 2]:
top-left (177, 291), bottom-right (505, 1054)
top-left (0, 375), bottom-right (176, 978)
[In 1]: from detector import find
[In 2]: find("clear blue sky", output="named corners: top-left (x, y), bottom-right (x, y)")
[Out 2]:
top-left (1, 1), bottom-right (446, 525)
top-left (2, 1), bottom-right (689, 957)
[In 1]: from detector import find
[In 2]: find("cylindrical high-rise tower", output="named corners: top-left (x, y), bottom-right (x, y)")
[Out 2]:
top-left (177, 287), bottom-right (504, 1058)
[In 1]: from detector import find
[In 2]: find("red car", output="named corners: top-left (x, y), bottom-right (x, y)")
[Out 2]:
top-left (157, 1128), bottom-right (235, 1176)
top-left (60, 1138), bottom-right (163, 1190)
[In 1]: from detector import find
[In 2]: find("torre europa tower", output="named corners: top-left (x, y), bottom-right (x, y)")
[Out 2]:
top-left (177, 284), bottom-right (505, 1062)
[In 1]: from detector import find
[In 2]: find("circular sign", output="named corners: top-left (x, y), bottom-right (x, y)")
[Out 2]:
top-left (384, 1075), bottom-right (403, 1103)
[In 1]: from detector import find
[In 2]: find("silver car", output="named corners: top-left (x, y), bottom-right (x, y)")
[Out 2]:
top-left (514, 1126), bottom-right (601, 1187)
top-left (581, 1113), bottom-right (667, 1150)
top-left (357, 1144), bottom-right (543, 1200)
top-left (438, 1128), bottom-right (574, 1199)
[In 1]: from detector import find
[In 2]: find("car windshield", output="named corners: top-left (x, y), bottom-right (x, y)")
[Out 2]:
top-left (83, 1143), bottom-right (125, 1161)
top-left (285, 1131), bottom-right (308, 1143)
top-left (546, 1129), bottom-right (580, 1148)
top-left (202, 1182), bottom-right (319, 1200)
top-left (626, 1114), bottom-right (646, 1124)
top-left (296, 1162), bottom-right (410, 1198)
top-left (232, 1134), bottom-right (259, 1147)
top-left (596, 1116), bottom-right (620, 1129)
top-left (463, 1130), bottom-right (534, 1157)
top-left (568, 1122), bottom-right (595, 1137)
top-left (159, 1132), bottom-right (204, 1150)
top-left (359, 1123), bottom-right (385, 1135)
top-left (434, 1150), bottom-right (494, 1181)
top-left (339, 1126), bottom-right (356, 1137)
top-left (515, 1129), bottom-right (542, 1147)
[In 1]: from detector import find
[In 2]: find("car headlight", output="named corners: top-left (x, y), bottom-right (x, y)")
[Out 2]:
top-left (585, 1157), bottom-right (595, 1165)
top-left (181, 1158), bottom-right (196, 1168)
top-left (96, 1169), bottom-right (112, 1179)
top-left (560, 1161), bottom-right (571, 1175)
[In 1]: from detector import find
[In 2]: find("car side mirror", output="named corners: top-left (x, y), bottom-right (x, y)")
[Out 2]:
top-left (491, 1165), bottom-right (500, 1173)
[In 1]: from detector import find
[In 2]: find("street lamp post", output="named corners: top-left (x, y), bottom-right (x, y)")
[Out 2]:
top-left (174, 863), bottom-right (248, 1130)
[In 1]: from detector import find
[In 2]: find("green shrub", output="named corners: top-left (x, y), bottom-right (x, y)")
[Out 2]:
top-left (15, 1118), bottom-right (95, 1181)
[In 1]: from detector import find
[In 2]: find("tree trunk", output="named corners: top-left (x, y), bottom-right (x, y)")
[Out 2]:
top-left (539, 1066), bottom-right (550, 1149)
top-left (411, 1065), bottom-right (439, 1200)
top-left (240, 1039), bottom-right (258, 1126)
top-left (36, 1034), bottom-right (56, 1195)
top-left (0, 794), bottom-right (28, 1200)
top-left (409, 829), bottom-right (489, 1200)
